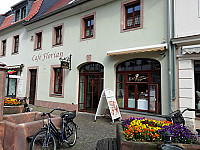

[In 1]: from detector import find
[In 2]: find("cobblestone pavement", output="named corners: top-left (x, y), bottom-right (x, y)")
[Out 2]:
top-left (30, 105), bottom-right (119, 150)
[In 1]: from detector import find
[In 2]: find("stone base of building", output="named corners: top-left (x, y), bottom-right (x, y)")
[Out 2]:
top-left (36, 100), bottom-right (78, 111)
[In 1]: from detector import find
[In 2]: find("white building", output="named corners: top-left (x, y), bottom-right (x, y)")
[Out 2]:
top-left (0, 0), bottom-right (172, 118)
top-left (172, 0), bottom-right (200, 129)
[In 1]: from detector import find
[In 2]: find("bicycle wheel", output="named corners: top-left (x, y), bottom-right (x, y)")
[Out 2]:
top-left (30, 129), bottom-right (57, 150)
top-left (64, 121), bottom-right (77, 147)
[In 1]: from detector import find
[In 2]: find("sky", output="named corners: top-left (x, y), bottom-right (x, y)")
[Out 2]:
top-left (0, 0), bottom-right (22, 14)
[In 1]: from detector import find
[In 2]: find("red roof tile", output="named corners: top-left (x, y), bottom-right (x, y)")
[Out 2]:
top-left (0, 14), bottom-right (14, 30)
top-left (46, 0), bottom-right (72, 13)
top-left (0, 0), bottom-right (43, 30)
top-left (25, 0), bottom-right (43, 21)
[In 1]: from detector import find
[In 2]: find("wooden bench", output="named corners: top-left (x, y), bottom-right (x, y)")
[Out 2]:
top-left (96, 138), bottom-right (118, 150)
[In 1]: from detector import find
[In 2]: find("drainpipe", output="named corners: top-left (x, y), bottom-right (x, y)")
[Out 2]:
top-left (172, 0), bottom-right (176, 101)
top-left (167, 0), bottom-right (173, 114)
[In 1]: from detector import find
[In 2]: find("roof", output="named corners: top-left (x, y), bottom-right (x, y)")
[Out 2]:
top-left (46, 0), bottom-right (75, 13)
top-left (0, 0), bottom-right (43, 31)
top-left (0, 15), bottom-right (14, 30)
top-left (0, 15), bottom-right (6, 26)
top-left (25, 0), bottom-right (43, 21)
top-left (31, 0), bottom-right (61, 20)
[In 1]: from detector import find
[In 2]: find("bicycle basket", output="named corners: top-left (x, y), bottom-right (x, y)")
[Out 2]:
top-left (60, 110), bottom-right (76, 120)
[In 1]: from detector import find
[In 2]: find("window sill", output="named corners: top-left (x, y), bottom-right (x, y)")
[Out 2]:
top-left (0, 55), bottom-right (6, 57)
top-left (49, 93), bottom-right (64, 98)
top-left (121, 26), bottom-right (142, 33)
top-left (11, 52), bottom-right (19, 55)
top-left (52, 43), bottom-right (63, 48)
top-left (34, 48), bottom-right (42, 51)
top-left (81, 36), bottom-right (95, 41)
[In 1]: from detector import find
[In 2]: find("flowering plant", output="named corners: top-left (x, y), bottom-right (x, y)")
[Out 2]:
top-left (122, 117), bottom-right (198, 144)
top-left (4, 97), bottom-right (22, 106)
top-left (122, 117), bottom-right (172, 142)
top-left (158, 124), bottom-right (197, 144)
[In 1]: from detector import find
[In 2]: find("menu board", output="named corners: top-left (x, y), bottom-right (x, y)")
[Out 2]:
top-left (95, 89), bottom-right (121, 123)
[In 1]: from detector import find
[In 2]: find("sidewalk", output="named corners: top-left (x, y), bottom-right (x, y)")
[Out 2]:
top-left (30, 105), bottom-right (119, 150)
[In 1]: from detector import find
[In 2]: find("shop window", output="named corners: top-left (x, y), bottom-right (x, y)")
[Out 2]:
top-left (35, 32), bottom-right (42, 50)
top-left (1, 40), bottom-right (6, 56)
top-left (81, 12), bottom-right (96, 40)
top-left (5, 71), bottom-right (18, 97)
top-left (21, 7), bottom-right (26, 19)
top-left (121, 0), bottom-right (143, 32)
top-left (50, 65), bottom-right (65, 97)
top-left (194, 61), bottom-right (200, 117)
top-left (116, 58), bottom-right (161, 114)
top-left (13, 35), bottom-right (19, 54)
top-left (52, 24), bottom-right (64, 47)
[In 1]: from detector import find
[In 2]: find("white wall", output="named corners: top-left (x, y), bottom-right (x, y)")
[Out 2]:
top-left (175, 0), bottom-right (200, 37)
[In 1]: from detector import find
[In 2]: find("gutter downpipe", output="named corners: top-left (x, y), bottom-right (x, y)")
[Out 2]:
top-left (168, 0), bottom-right (173, 114)
top-left (172, 0), bottom-right (176, 102)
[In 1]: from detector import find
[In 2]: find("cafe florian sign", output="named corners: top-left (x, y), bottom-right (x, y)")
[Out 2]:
top-left (32, 51), bottom-right (64, 62)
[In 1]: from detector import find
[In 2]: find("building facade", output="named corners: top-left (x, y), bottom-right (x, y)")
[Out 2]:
top-left (172, 0), bottom-right (200, 129)
top-left (0, 0), bottom-right (171, 117)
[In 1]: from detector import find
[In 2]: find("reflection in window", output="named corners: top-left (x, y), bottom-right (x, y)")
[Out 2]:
top-left (194, 61), bottom-right (200, 117)
top-left (54, 68), bottom-right (63, 94)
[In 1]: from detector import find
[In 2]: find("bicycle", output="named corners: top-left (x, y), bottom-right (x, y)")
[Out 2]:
top-left (160, 108), bottom-right (200, 150)
top-left (21, 97), bottom-right (31, 113)
top-left (30, 108), bottom-right (77, 150)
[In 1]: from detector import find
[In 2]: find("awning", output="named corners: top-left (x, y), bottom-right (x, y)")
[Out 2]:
top-left (6, 64), bottom-right (24, 70)
top-left (107, 43), bottom-right (167, 56)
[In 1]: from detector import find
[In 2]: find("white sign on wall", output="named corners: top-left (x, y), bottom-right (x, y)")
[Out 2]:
top-left (17, 74), bottom-right (23, 95)
top-left (95, 89), bottom-right (121, 123)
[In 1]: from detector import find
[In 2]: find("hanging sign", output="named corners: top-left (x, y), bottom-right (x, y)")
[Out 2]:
top-left (95, 89), bottom-right (121, 123)
top-left (61, 61), bottom-right (69, 69)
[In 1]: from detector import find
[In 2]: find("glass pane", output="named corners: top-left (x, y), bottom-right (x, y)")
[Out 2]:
top-left (91, 19), bottom-right (94, 25)
top-left (80, 75), bottom-right (85, 82)
top-left (8, 78), bottom-right (16, 97)
top-left (79, 82), bottom-right (85, 104)
top-left (128, 85), bottom-right (135, 108)
top-left (79, 104), bottom-right (84, 111)
top-left (80, 63), bottom-right (104, 73)
top-left (87, 20), bottom-right (90, 27)
top-left (117, 59), bottom-right (161, 72)
top-left (117, 83), bottom-right (124, 108)
top-left (86, 28), bottom-right (90, 37)
top-left (149, 85), bottom-right (156, 111)
top-left (137, 84), bottom-right (148, 110)
top-left (134, 5), bottom-right (140, 11)
top-left (128, 74), bottom-right (148, 82)
top-left (127, 17), bottom-right (133, 27)
top-left (5, 78), bottom-right (8, 96)
top-left (134, 15), bottom-right (140, 26)
top-left (127, 7), bottom-right (133, 13)
top-left (152, 73), bottom-right (161, 83)
top-left (91, 28), bottom-right (93, 36)
top-left (117, 74), bottom-right (124, 82)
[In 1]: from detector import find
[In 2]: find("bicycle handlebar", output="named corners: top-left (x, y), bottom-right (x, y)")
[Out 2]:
top-left (41, 108), bottom-right (67, 117)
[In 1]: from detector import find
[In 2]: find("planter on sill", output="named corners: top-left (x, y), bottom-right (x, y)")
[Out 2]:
top-left (3, 106), bottom-right (24, 114)
top-left (116, 123), bottom-right (200, 150)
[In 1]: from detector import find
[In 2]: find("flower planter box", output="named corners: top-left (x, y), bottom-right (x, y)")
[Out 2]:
top-left (3, 106), bottom-right (23, 114)
top-left (116, 123), bottom-right (200, 150)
